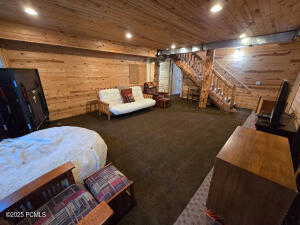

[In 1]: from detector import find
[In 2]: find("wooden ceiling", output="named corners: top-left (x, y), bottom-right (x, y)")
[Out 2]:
top-left (0, 0), bottom-right (299, 50)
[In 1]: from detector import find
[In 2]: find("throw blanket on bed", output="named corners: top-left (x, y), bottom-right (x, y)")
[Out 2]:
top-left (0, 126), bottom-right (107, 200)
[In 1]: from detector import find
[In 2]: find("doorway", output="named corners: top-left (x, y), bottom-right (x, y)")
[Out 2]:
top-left (0, 58), bottom-right (3, 68)
top-left (170, 62), bottom-right (182, 95)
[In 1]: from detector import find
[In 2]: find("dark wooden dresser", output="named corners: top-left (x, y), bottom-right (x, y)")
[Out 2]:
top-left (207, 126), bottom-right (297, 225)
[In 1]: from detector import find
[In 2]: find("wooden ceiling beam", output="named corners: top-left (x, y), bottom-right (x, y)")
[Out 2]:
top-left (0, 20), bottom-right (157, 58)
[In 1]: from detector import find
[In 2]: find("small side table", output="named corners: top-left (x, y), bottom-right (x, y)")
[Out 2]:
top-left (86, 100), bottom-right (99, 113)
top-left (157, 98), bottom-right (171, 109)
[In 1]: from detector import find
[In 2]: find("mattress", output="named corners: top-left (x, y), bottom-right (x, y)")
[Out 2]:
top-left (0, 126), bottom-right (107, 200)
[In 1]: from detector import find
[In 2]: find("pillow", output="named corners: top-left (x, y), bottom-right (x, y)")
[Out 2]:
top-left (131, 86), bottom-right (144, 101)
top-left (99, 88), bottom-right (123, 105)
top-left (121, 88), bottom-right (135, 103)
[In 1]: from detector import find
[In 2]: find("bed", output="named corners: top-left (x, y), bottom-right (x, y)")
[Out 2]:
top-left (0, 126), bottom-right (107, 200)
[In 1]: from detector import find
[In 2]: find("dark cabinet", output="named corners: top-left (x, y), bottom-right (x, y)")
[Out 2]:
top-left (0, 68), bottom-right (49, 138)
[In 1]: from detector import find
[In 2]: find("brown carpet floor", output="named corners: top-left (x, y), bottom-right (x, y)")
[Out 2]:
top-left (51, 98), bottom-right (250, 225)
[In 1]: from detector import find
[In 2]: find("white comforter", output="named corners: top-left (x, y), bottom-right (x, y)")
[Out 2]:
top-left (0, 126), bottom-right (107, 200)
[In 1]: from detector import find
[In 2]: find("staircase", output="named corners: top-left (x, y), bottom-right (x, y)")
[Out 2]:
top-left (173, 53), bottom-right (237, 112)
top-left (172, 53), bottom-right (203, 86)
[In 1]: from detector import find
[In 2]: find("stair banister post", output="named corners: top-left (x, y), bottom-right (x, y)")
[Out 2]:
top-left (199, 50), bottom-right (215, 108)
top-left (225, 84), bottom-right (229, 102)
top-left (230, 86), bottom-right (236, 108)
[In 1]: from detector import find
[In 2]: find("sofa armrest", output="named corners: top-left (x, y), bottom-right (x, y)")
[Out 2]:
top-left (0, 162), bottom-right (75, 214)
top-left (98, 100), bottom-right (111, 120)
top-left (143, 94), bottom-right (153, 99)
top-left (98, 100), bottom-right (109, 111)
top-left (77, 201), bottom-right (113, 225)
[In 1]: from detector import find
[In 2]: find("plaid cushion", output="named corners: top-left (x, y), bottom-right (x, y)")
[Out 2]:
top-left (121, 88), bottom-right (135, 103)
top-left (125, 94), bottom-right (135, 103)
top-left (85, 165), bottom-right (131, 202)
top-left (17, 184), bottom-right (97, 225)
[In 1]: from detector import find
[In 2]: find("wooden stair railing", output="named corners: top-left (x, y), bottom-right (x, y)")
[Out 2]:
top-left (209, 69), bottom-right (236, 112)
top-left (173, 53), bottom-right (237, 112)
top-left (214, 61), bottom-right (253, 94)
top-left (214, 60), bottom-right (262, 109)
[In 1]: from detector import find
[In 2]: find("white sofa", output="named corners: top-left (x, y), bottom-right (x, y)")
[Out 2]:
top-left (98, 86), bottom-right (156, 120)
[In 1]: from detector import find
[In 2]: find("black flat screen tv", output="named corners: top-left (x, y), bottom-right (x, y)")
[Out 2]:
top-left (270, 80), bottom-right (289, 128)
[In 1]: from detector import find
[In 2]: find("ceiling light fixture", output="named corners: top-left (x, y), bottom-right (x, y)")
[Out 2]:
top-left (210, 4), bottom-right (223, 13)
top-left (241, 37), bottom-right (251, 45)
top-left (180, 48), bottom-right (188, 53)
top-left (171, 44), bottom-right (176, 49)
top-left (125, 32), bottom-right (133, 39)
top-left (192, 46), bottom-right (200, 52)
top-left (239, 33), bottom-right (247, 38)
top-left (24, 7), bottom-right (38, 16)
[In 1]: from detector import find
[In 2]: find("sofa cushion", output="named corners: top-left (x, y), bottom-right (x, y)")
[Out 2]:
top-left (99, 89), bottom-right (123, 106)
top-left (121, 88), bottom-right (135, 103)
top-left (109, 102), bottom-right (139, 115)
top-left (134, 98), bottom-right (156, 108)
top-left (109, 98), bottom-right (156, 115)
top-left (17, 184), bottom-right (97, 225)
top-left (131, 86), bottom-right (144, 101)
top-left (84, 165), bottom-right (131, 203)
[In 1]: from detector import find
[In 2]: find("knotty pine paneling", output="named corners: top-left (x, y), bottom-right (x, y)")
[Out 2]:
top-left (1, 40), bottom-right (148, 120)
top-left (0, 20), bottom-right (156, 57)
top-left (215, 39), bottom-right (300, 109)
top-left (0, 0), bottom-right (299, 49)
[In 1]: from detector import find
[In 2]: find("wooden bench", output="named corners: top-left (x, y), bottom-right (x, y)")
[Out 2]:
top-left (0, 162), bottom-right (113, 225)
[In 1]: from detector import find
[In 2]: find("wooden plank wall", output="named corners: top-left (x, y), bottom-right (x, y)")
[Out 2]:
top-left (0, 20), bottom-right (156, 57)
top-left (0, 48), bottom-right (10, 67)
top-left (0, 39), bottom-right (148, 120)
top-left (215, 38), bottom-right (300, 109)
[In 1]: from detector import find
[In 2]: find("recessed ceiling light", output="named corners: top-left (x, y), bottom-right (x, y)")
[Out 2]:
top-left (171, 44), bottom-right (176, 49)
top-left (192, 46), bottom-right (200, 52)
top-left (239, 33), bottom-right (247, 38)
top-left (241, 37), bottom-right (251, 45)
top-left (210, 4), bottom-right (223, 13)
top-left (125, 32), bottom-right (133, 39)
top-left (24, 7), bottom-right (38, 16)
top-left (180, 48), bottom-right (187, 53)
